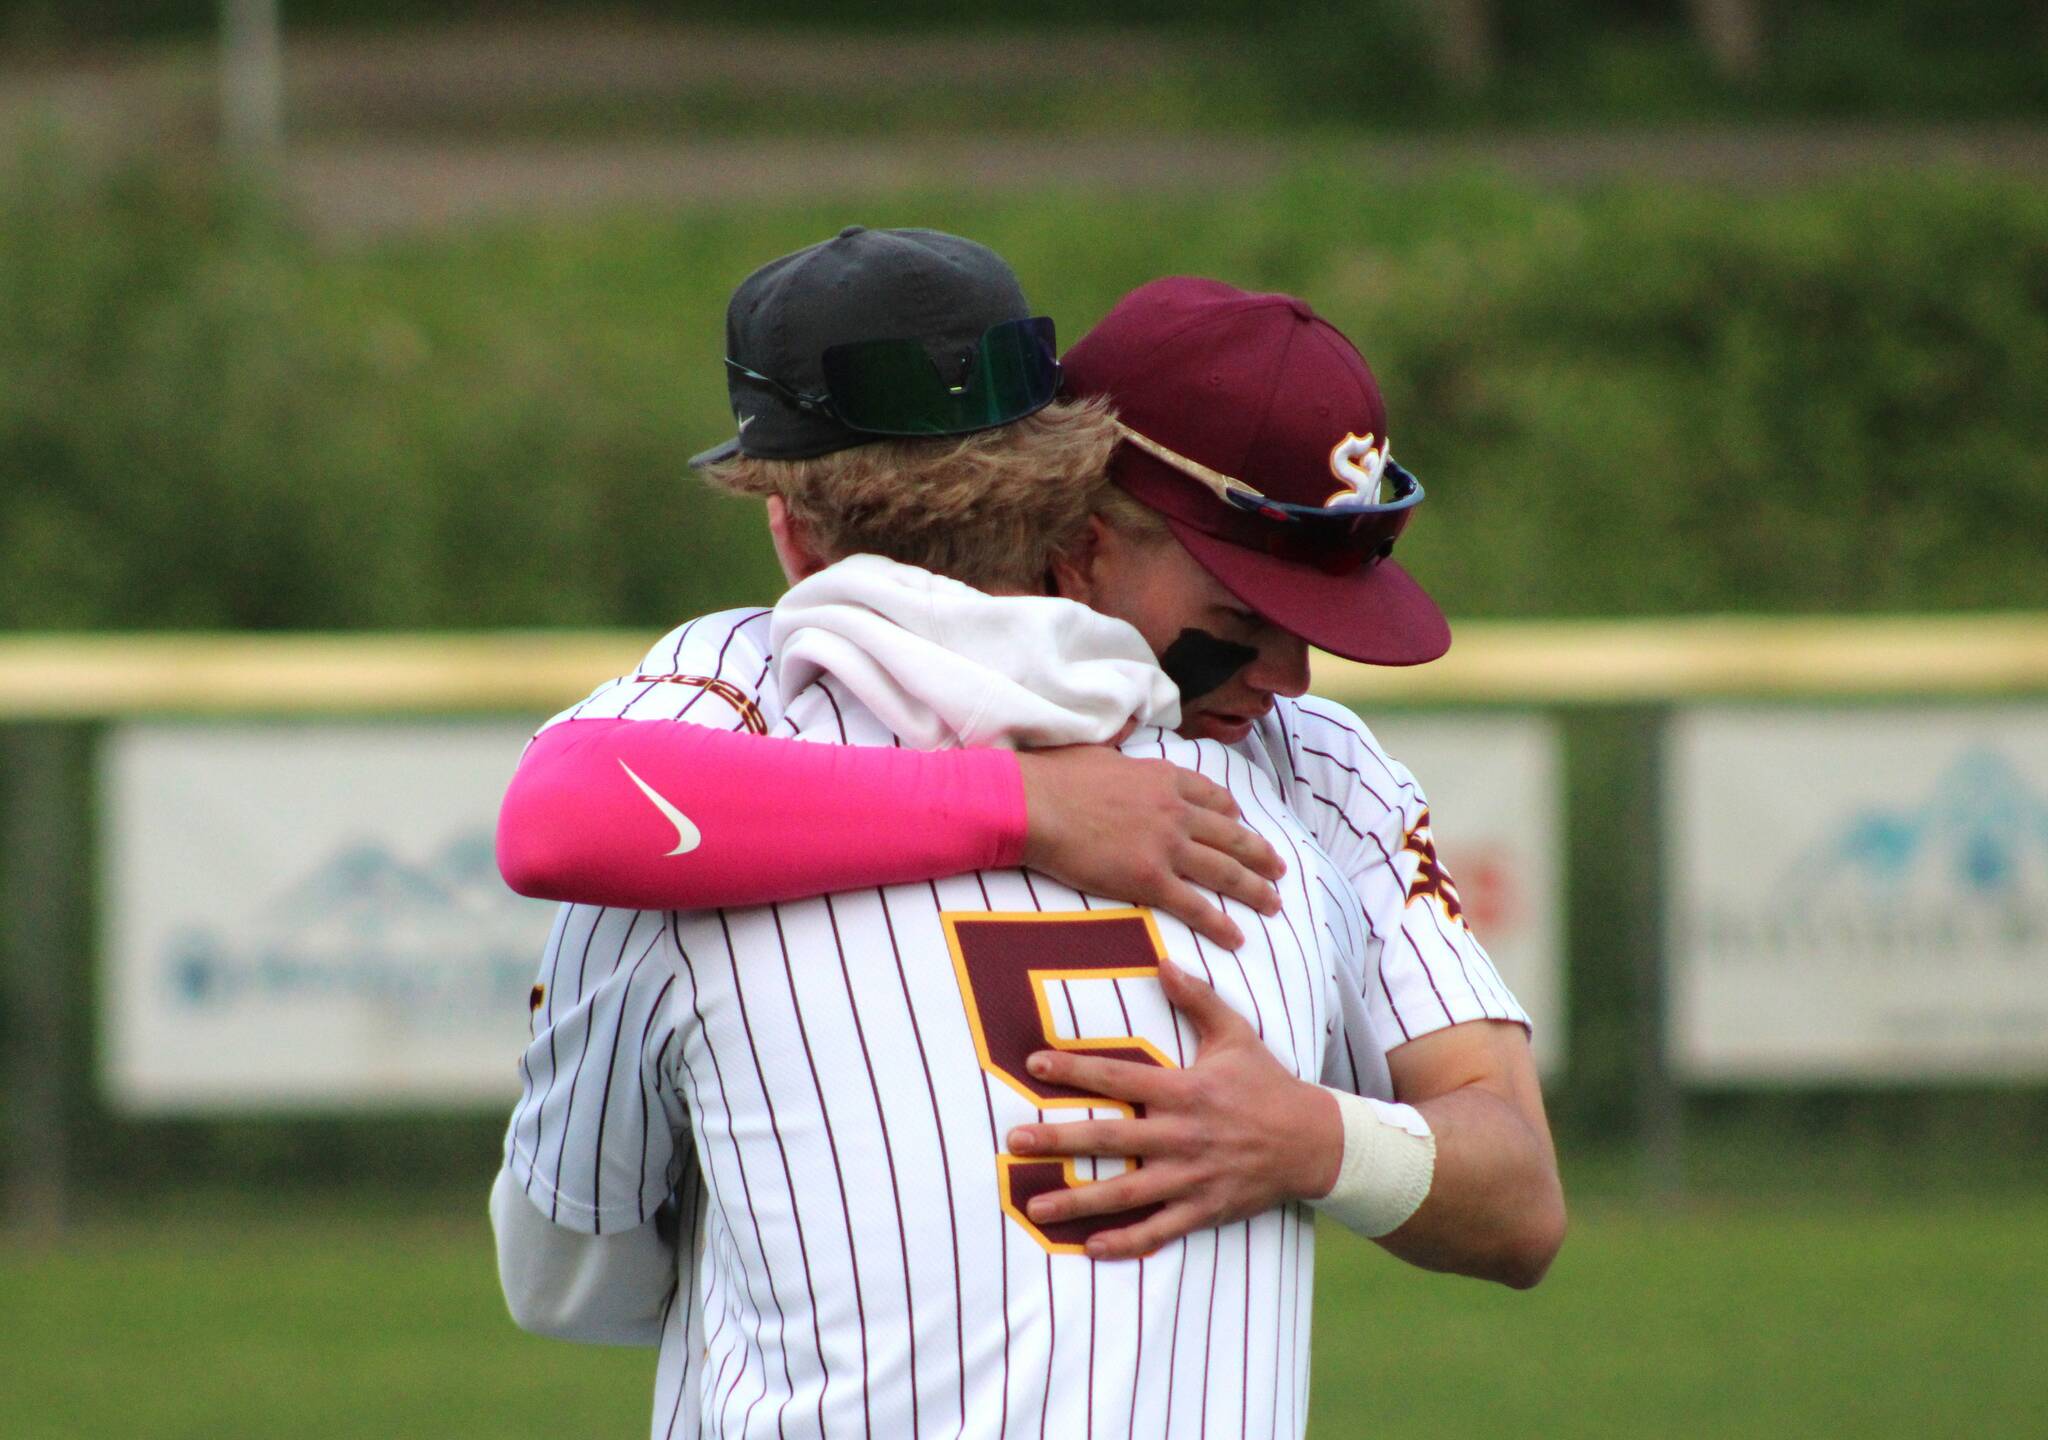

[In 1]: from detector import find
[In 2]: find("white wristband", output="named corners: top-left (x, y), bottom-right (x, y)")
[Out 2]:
top-left (1307, 1088), bottom-right (1436, 1239)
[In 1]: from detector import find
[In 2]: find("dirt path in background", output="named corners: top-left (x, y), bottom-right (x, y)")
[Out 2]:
top-left (280, 126), bottom-right (2048, 238)
top-left (5, 20), bottom-right (2044, 239)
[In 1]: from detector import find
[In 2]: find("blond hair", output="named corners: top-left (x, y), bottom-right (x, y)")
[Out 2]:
top-left (700, 397), bottom-right (1122, 591)
top-left (1089, 477), bottom-right (1174, 545)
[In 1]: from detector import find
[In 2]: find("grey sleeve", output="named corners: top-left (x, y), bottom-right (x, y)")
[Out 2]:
top-left (490, 1163), bottom-right (676, 1347)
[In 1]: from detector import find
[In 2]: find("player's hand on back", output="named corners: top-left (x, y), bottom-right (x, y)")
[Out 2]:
top-left (1001, 960), bottom-right (1343, 1259)
top-left (1017, 745), bottom-right (1284, 950)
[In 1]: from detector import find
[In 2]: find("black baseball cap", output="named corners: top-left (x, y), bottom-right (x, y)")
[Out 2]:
top-left (687, 226), bottom-right (1062, 468)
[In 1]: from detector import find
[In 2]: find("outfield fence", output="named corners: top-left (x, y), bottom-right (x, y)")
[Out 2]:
top-left (5, 614), bottom-right (2047, 1233)
top-left (4, 614), bottom-right (2046, 718)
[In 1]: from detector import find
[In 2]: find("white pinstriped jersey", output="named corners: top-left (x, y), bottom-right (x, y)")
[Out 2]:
top-left (505, 609), bottom-right (1526, 1440)
top-left (1237, 697), bottom-right (1530, 1044)
top-left (537, 607), bottom-right (1527, 1053)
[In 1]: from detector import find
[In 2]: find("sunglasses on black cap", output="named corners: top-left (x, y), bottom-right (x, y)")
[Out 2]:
top-left (726, 316), bottom-right (1061, 439)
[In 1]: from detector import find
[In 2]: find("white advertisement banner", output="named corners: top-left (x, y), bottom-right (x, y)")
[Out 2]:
top-left (1669, 706), bottom-right (2048, 1081)
top-left (103, 722), bottom-right (551, 1111)
top-left (101, 709), bottom-right (1567, 1110)
top-left (1365, 713), bottom-right (1566, 1074)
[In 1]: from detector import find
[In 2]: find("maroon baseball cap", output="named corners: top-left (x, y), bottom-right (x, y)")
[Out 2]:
top-left (1063, 277), bottom-right (1450, 666)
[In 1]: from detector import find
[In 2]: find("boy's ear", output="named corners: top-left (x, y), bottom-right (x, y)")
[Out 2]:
top-left (1048, 514), bottom-right (1111, 603)
top-left (766, 496), bottom-right (830, 583)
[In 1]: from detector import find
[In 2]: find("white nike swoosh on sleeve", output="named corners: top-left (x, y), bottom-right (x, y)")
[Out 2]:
top-left (618, 760), bottom-right (703, 856)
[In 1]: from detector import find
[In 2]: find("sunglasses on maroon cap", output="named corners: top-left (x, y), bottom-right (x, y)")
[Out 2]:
top-left (1115, 421), bottom-right (1423, 576)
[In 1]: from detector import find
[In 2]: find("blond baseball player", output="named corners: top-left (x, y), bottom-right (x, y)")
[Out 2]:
top-left (505, 554), bottom-right (1401, 1437)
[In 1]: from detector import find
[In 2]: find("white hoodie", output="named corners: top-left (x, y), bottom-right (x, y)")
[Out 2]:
top-left (769, 553), bottom-right (1181, 749)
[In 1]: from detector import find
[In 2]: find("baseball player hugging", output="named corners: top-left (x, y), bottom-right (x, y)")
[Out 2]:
top-left (505, 555), bottom-right (1389, 1439)
top-left (491, 231), bottom-right (1560, 1440)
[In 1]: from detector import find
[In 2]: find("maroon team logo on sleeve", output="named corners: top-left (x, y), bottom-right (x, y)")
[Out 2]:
top-left (1402, 809), bottom-right (1469, 929)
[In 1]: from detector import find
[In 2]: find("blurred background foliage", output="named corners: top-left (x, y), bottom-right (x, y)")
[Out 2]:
top-left (3, 0), bottom-right (2043, 125)
top-left (4, 143), bottom-right (2042, 632)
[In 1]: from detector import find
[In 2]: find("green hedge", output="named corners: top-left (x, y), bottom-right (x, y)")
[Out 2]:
top-left (5, 147), bottom-right (2043, 632)
top-left (0, 147), bottom-right (772, 629)
top-left (1337, 176), bottom-right (2048, 616)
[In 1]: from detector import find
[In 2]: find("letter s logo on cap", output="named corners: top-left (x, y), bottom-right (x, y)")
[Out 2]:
top-left (1326, 432), bottom-right (1388, 507)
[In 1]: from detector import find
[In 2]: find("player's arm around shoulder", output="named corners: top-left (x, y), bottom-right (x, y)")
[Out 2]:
top-left (498, 619), bottom-right (1289, 945)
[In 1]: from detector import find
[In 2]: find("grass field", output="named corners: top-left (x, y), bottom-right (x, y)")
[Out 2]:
top-left (6, 1192), bottom-right (2044, 1439)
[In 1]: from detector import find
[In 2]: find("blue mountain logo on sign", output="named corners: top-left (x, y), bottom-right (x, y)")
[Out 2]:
top-left (1805, 748), bottom-right (2048, 897)
top-left (166, 829), bottom-right (545, 1016)
top-left (1700, 746), bottom-right (2048, 973)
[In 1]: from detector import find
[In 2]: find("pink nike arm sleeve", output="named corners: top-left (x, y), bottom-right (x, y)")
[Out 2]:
top-left (497, 718), bottom-right (1030, 910)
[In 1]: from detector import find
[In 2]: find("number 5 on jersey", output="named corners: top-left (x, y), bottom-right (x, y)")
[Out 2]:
top-left (943, 908), bottom-right (1179, 1254)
